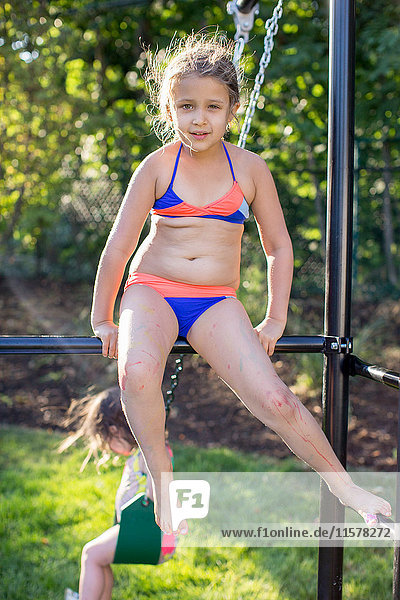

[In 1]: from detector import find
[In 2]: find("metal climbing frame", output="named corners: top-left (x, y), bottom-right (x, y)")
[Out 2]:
top-left (317, 1), bottom-right (400, 598)
top-left (1, 0), bottom-right (400, 598)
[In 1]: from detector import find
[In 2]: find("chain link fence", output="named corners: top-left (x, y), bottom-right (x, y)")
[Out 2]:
top-left (1, 139), bottom-right (398, 298)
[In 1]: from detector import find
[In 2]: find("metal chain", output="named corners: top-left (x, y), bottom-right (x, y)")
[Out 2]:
top-left (227, 1), bottom-right (259, 64)
top-left (237, 0), bottom-right (283, 148)
top-left (165, 354), bottom-right (184, 422)
top-left (233, 36), bottom-right (246, 64)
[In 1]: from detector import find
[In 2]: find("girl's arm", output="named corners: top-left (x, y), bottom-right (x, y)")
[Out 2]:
top-left (250, 156), bottom-right (294, 356)
top-left (91, 155), bottom-right (158, 358)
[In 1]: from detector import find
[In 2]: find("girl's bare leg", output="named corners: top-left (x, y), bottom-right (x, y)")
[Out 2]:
top-left (100, 566), bottom-right (114, 600)
top-left (187, 298), bottom-right (391, 519)
top-left (79, 526), bottom-right (118, 600)
top-left (119, 285), bottom-right (186, 534)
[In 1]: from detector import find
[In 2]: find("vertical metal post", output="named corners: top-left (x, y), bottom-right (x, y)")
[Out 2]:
top-left (353, 140), bottom-right (360, 288)
top-left (317, 0), bottom-right (356, 599)
top-left (393, 386), bottom-right (400, 599)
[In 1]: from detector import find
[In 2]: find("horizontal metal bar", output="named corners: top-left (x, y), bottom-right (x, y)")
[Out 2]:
top-left (350, 355), bottom-right (400, 390)
top-left (0, 335), bottom-right (327, 355)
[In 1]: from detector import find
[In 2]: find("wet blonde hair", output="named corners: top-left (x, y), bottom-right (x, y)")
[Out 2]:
top-left (145, 31), bottom-right (242, 143)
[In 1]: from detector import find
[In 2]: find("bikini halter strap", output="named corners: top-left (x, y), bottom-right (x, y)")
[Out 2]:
top-left (169, 143), bottom-right (183, 187)
top-left (222, 141), bottom-right (236, 181)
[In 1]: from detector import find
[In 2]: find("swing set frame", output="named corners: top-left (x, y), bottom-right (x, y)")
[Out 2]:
top-left (1, 1), bottom-right (400, 598)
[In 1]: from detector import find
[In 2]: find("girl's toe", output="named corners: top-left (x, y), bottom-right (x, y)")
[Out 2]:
top-left (359, 512), bottom-right (378, 526)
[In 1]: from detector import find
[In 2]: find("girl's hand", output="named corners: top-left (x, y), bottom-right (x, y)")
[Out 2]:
top-left (254, 317), bottom-right (286, 357)
top-left (93, 321), bottom-right (119, 359)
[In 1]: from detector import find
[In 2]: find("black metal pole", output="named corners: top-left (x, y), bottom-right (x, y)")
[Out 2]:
top-left (0, 335), bottom-right (328, 355)
top-left (350, 356), bottom-right (400, 390)
top-left (393, 385), bottom-right (400, 599)
top-left (317, 0), bottom-right (356, 599)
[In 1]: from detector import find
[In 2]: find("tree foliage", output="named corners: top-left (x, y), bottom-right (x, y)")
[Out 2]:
top-left (0, 0), bottom-right (399, 294)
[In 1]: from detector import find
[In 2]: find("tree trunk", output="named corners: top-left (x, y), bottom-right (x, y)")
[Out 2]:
top-left (1, 184), bottom-right (26, 249)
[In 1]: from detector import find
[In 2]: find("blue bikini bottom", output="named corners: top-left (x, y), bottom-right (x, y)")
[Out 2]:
top-left (124, 272), bottom-right (237, 340)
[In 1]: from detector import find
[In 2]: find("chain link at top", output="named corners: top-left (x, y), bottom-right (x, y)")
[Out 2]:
top-left (235, 0), bottom-right (283, 149)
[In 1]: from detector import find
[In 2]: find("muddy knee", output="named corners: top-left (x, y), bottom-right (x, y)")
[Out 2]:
top-left (118, 350), bottom-right (163, 394)
top-left (260, 387), bottom-right (301, 427)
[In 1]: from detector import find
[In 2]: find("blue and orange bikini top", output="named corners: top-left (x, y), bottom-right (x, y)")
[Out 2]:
top-left (151, 142), bottom-right (249, 224)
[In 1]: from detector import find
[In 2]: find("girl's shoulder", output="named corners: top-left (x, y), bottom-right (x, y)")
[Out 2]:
top-left (125, 449), bottom-right (147, 474)
top-left (224, 141), bottom-right (269, 172)
top-left (224, 142), bottom-right (270, 204)
top-left (136, 142), bottom-right (181, 183)
top-left (140, 141), bottom-right (181, 169)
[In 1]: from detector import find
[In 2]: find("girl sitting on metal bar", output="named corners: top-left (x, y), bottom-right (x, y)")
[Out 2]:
top-left (90, 32), bottom-right (391, 535)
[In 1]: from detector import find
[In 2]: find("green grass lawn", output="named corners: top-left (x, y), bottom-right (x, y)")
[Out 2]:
top-left (0, 425), bottom-right (395, 600)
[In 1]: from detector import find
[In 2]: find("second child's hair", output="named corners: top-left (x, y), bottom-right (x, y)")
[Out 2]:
top-left (58, 387), bottom-right (136, 470)
top-left (145, 31), bottom-right (242, 143)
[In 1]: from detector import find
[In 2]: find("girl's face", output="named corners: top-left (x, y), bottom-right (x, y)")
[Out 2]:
top-left (169, 75), bottom-right (239, 150)
top-left (108, 428), bottom-right (134, 456)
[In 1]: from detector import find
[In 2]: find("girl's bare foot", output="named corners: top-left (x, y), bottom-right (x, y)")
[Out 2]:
top-left (327, 480), bottom-right (392, 524)
top-left (152, 470), bottom-right (188, 535)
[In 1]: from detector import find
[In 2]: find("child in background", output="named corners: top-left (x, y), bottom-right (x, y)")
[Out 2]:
top-left (60, 387), bottom-right (177, 600)
top-left (91, 32), bottom-right (391, 534)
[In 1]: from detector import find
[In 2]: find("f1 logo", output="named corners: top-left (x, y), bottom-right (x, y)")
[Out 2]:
top-left (169, 480), bottom-right (211, 532)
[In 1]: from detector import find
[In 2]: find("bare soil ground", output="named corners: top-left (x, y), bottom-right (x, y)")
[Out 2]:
top-left (0, 275), bottom-right (399, 470)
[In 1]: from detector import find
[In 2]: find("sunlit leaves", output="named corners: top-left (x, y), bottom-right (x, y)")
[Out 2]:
top-left (0, 0), bottom-right (398, 289)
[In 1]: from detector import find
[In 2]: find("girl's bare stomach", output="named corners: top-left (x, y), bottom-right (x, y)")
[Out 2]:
top-left (129, 216), bottom-right (243, 289)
